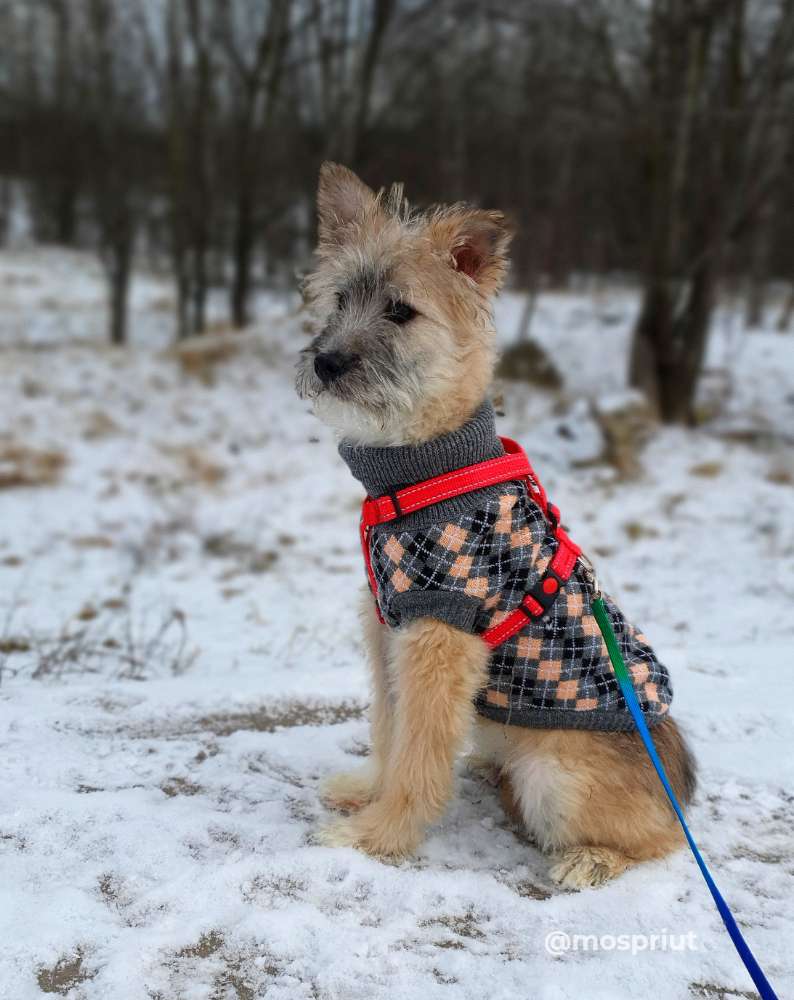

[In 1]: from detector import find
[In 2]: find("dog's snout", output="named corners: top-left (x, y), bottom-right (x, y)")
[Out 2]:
top-left (314, 351), bottom-right (357, 385)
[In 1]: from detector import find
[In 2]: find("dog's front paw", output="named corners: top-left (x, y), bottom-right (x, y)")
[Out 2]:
top-left (319, 767), bottom-right (378, 812)
top-left (316, 804), bottom-right (419, 859)
top-left (550, 846), bottom-right (632, 889)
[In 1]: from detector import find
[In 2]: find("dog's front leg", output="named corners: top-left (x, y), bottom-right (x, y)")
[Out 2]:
top-left (318, 618), bottom-right (489, 858)
top-left (320, 590), bottom-right (394, 811)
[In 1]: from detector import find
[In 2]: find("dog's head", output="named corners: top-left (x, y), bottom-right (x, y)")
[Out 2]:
top-left (296, 163), bottom-right (512, 445)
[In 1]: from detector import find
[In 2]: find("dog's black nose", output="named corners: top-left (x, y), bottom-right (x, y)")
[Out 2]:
top-left (314, 351), bottom-right (355, 385)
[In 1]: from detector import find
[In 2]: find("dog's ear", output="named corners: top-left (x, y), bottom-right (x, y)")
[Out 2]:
top-left (428, 207), bottom-right (513, 296)
top-left (317, 162), bottom-right (378, 245)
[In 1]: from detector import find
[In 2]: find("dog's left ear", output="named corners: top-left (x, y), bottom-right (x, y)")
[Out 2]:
top-left (428, 208), bottom-right (513, 296)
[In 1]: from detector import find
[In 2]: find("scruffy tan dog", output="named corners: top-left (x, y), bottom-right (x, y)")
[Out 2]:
top-left (296, 163), bottom-right (695, 888)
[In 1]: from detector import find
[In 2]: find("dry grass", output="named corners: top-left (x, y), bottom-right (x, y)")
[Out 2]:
top-left (688, 983), bottom-right (758, 999)
top-left (623, 520), bottom-right (660, 541)
top-left (170, 335), bottom-right (241, 384)
top-left (174, 445), bottom-right (227, 487)
top-left (0, 597), bottom-right (197, 684)
top-left (202, 531), bottom-right (278, 573)
top-left (496, 340), bottom-right (562, 388)
top-left (593, 394), bottom-right (655, 480)
top-left (71, 534), bottom-right (114, 549)
top-left (0, 440), bottom-right (66, 488)
top-left (689, 460), bottom-right (724, 478)
top-left (81, 409), bottom-right (121, 440)
top-left (766, 464), bottom-right (793, 486)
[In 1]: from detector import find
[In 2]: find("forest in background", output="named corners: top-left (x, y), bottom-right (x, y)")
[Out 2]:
top-left (0, 0), bottom-right (793, 420)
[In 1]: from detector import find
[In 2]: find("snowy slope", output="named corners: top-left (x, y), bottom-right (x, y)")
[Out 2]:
top-left (0, 252), bottom-right (792, 1000)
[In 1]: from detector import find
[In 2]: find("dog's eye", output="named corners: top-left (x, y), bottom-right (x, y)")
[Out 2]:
top-left (336, 291), bottom-right (349, 311)
top-left (385, 300), bottom-right (416, 325)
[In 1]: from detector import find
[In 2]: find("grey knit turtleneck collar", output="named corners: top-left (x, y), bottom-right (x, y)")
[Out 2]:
top-left (338, 402), bottom-right (504, 498)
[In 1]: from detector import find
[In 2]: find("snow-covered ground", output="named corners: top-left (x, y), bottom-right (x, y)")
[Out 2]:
top-left (1, 248), bottom-right (792, 1000)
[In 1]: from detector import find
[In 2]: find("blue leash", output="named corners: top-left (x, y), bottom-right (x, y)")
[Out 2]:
top-left (591, 594), bottom-right (778, 1000)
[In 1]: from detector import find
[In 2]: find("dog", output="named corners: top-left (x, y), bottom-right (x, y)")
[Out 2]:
top-left (296, 162), bottom-right (696, 888)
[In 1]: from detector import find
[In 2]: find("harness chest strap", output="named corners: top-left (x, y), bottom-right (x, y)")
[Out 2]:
top-left (359, 437), bottom-right (581, 645)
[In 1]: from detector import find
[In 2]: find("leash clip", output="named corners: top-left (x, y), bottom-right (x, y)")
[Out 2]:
top-left (579, 552), bottom-right (601, 600)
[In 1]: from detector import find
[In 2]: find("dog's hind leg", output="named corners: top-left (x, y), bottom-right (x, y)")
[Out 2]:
top-left (318, 618), bottom-right (489, 856)
top-left (320, 590), bottom-right (394, 812)
top-left (496, 719), bottom-right (696, 889)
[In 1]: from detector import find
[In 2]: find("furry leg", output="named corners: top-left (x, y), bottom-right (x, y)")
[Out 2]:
top-left (320, 591), bottom-right (393, 811)
top-left (319, 618), bottom-right (489, 857)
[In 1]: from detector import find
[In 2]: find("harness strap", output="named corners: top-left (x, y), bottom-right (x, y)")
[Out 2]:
top-left (481, 523), bottom-right (580, 648)
top-left (359, 437), bottom-right (578, 640)
top-left (361, 437), bottom-right (545, 526)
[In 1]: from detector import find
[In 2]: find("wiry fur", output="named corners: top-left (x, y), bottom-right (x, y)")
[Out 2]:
top-left (302, 163), bottom-right (696, 888)
top-left (297, 162), bottom-right (511, 445)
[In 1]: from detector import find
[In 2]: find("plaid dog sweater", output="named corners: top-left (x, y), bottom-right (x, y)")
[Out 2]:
top-left (339, 402), bottom-right (673, 732)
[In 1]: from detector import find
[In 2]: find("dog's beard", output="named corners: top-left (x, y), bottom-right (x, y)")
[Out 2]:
top-left (297, 359), bottom-right (422, 446)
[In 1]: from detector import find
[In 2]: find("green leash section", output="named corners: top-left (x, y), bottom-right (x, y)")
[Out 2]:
top-left (591, 595), bottom-right (778, 999)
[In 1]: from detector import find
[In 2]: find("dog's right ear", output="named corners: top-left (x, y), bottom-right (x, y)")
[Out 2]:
top-left (317, 162), bottom-right (377, 245)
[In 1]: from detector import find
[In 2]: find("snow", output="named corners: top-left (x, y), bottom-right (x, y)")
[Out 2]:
top-left (0, 251), bottom-right (792, 999)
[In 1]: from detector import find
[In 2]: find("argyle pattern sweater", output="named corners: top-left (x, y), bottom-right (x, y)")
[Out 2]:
top-left (339, 403), bottom-right (673, 731)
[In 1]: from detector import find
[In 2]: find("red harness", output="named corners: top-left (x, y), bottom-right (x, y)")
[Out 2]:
top-left (359, 437), bottom-right (581, 648)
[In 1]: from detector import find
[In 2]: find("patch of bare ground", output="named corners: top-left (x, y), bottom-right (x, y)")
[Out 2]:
top-left (37, 952), bottom-right (95, 994)
top-left (242, 874), bottom-right (308, 905)
top-left (689, 984), bottom-right (759, 999)
top-left (731, 845), bottom-right (788, 865)
top-left (164, 934), bottom-right (283, 1000)
top-left (81, 409), bottom-right (121, 440)
top-left (0, 440), bottom-right (66, 488)
top-left (203, 531), bottom-right (279, 573)
top-left (157, 443), bottom-right (227, 487)
top-left (124, 701), bottom-right (365, 740)
top-left (623, 520), bottom-right (660, 541)
top-left (177, 931), bottom-right (224, 959)
top-left (167, 325), bottom-right (286, 385)
top-left (419, 910), bottom-right (486, 941)
top-left (169, 335), bottom-right (241, 385)
top-left (160, 777), bottom-right (203, 798)
top-left (689, 460), bottom-right (724, 478)
top-left (766, 462), bottom-right (793, 485)
top-left (511, 879), bottom-right (553, 901)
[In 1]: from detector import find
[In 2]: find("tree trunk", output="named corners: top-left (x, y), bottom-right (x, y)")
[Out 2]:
top-left (231, 191), bottom-right (254, 329)
top-left (347, 0), bottom-right (395, 164)
top-left (515, 276), bottom-right (540, 343)
top-left (192, 243), bottom-right (208, 335)
top-left (55, 179), bottom-right (79, 245)
top-left (628, 280), bottom-right (670, 416)
top-left (778, 282), bottom-right (794, 332)
top-left (629, 263), bottom-right (715, 423)
top-left (664, 264), bottom-right (714, 422)
top-left (745, 277), bottom-right (765, 328)
top-left (175, 263), bottom-right (191, 341)
top-left (0, 178), bottom-right (9, 244)
top-left (744, 197), bottom-right (773, 327)
top-left (108, 241), bottom-right (132, 346)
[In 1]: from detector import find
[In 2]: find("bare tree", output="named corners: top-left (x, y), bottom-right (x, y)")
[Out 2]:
top-left (2, 0), bottom-right (793, 358)
top-left (216, 0), bottom-right (291, 329)
top-left (619, 0), bottom-right (794, 421)
top-left (80, 0), bottom-right (146, 345)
